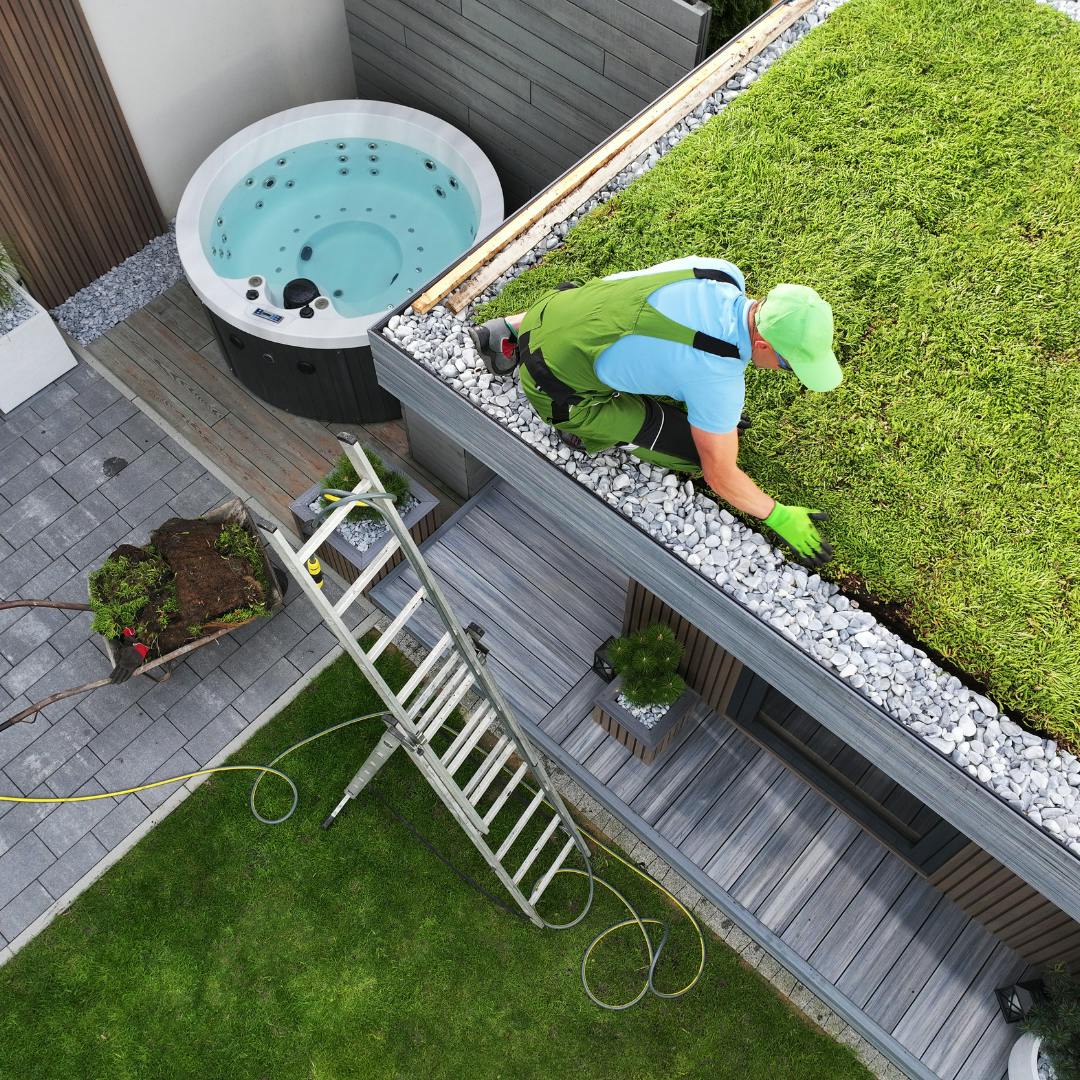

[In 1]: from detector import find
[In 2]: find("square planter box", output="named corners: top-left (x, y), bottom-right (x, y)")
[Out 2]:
top-left (290, 476), bottom-right (440, 592)
top-left (0, 276), bottom-right (76, 414)
top-left (592, 677), bottom-right (698, 764)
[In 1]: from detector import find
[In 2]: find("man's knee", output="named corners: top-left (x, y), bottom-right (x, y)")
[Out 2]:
top-left (633, 399), bottom-right (700, 470)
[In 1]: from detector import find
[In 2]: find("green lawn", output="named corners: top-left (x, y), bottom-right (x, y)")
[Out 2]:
top-left (482, 0), bottom-right (1080, 748)
top-left (0, 650), bottom-right (870, 1080)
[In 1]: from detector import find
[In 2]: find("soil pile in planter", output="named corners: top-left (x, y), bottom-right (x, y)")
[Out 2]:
top-left (88, 517), bottom-right (270, 658)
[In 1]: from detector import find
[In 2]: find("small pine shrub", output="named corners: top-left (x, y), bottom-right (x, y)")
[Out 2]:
top-left (1023, 965), bottom-right (1080, 1080)
top-left (320, 450), bottom-right (410, 523)
top-left (608, 624), bottom-right (686, 708)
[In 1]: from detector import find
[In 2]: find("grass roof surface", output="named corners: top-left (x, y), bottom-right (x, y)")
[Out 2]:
top-left (483, 0), bottom-right (1080, 748)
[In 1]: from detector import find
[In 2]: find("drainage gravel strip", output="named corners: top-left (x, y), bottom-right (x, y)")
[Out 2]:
top-left (383, 0), bottom-right (1080, 853)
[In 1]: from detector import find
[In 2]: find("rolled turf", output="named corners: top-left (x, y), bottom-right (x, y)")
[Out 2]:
top-left (483, 0), bottom-right (1080, 748)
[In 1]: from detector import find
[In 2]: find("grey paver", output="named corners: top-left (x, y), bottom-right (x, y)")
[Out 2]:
top-left (234, 657), bottom-right (302, 721)
top-left (119, 478), bottom-right (179, 527)
top-left (39, 833), bottom-right (108, 899)
top-left (0, 607), bottom-right (69, 666)
top-left (4, 711), bottom-right (96, 793)
top-left (0, 410), bottom-right (40, 454)
top-left (285, 624), bottom-right (337, 671)
top-left (45, 746), bottom-right (105, 797)
top-left (1, 452), bottom-right (63, 505)
top-left (100, 443), bottom-right (178, 511)
top-left (69, 379), bottom-right (123, 420)
top-left (184, 634), bottom-right (239, 678)
top-left (136, 663), bottom-right (203, 720)
top-left (23, 401), bottom-right (92, 456)
top-left (0, 542), bottom-right (52, 603)
top-left (76, 676), bottom-right (150, 732)
top-left (43, 609), bottom-right (95, 659)
top-left (118, 411), bottom-right (166, 452)
top-left (37, 489), bottom-right (117, 558)
top-left (21, 639), bottom-right (109, 724)
top-left (168, 473), bottom-right (230, 519)
top-left (64, 515), bottom-right (132, 570)
top-left (25, 380), bottom-right (77, 419)
top-left (95, 716), bottom-right (186, 791)
top-left (91, 794), bottom-right (151, 850)
top-left (0, 705), bottom-right (46, 766)
top-left (34, 780), bottom-right (113, 856)
top-left (1, 641), bottom-right (61, 698)
top-left (165, 668), bottom-right (242, 737)
top-left (22, 556), bottom-right (80, 602)
top-left (0, 438), bottom-right (42, 488)
top-left (88, 703), bottom-right (154, 760)
top-left (0, 832), bottom-right (56, 907)
top-left (162, 457), bottom-right (206, 494)
top-left (0, 479), bottom-right (76, 548)
top-left (53, 429), bottom-right (140, 501)
top-left (48, 564), bottom-right (92, 606)
top-left (52, 425), bottom-right (102, 464)
top-left (184, 705), bottom-right (247, 764)
top-left (0, 882), bottom-right (54, 942)
top-left (222, 613), bottom-right (305, 690)
top-left (89, 397), bottom-right (138, 436)
top-left (0, 783), bottom-right (55, 854)
top-left (136, 747), bottom-right (199, 811)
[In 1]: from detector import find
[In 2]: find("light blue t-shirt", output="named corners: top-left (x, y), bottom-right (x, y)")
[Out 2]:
top-left (594, 257), bottom-right (751, 434)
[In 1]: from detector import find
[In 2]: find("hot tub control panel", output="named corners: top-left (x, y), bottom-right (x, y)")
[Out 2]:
top-left (252, 307), bottom-right (284, 324)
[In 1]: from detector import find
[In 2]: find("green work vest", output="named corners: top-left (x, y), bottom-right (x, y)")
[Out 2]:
top-left (517, 266), bottom-right (742, 424)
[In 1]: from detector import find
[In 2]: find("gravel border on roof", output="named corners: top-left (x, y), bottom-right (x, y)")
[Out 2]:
top-left (384, 0), bottom-right (1080, 854)
top-left (51, 225), bottom-right (184, 345)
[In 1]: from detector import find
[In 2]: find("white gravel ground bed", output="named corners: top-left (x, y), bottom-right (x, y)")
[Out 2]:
top-left (309, 495), bottom-right (419, 555)
top-left (382, 0), bottom-right (1080, 853)
top-left (51, 226), bottom-right (184, 345)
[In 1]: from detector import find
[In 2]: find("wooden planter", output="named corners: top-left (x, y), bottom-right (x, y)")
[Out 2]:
top-left (592, 677), bottom-right (697, 765)
top-left (290, 478), bottom-right (440, 591)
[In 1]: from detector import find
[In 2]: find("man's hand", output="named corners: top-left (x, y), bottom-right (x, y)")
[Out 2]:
top-left (763, 504), bottom-right (833, 565)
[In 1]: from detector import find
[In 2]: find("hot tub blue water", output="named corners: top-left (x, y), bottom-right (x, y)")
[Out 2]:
top-left (207, 138), bottom-right (478, 317)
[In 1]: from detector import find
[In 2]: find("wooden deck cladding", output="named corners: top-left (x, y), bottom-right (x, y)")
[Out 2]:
top-left (369, 478), bottom-right (1029, 1080)
top-left (0, 0), bottom-right (164, 307)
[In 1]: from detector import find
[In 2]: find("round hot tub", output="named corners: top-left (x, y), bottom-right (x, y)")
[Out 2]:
top-left (176, 100), bottom-right (503, 423)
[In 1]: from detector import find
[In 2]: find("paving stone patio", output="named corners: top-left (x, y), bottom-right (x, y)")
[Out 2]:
top-left (0, 359), bottom-right (347, 952)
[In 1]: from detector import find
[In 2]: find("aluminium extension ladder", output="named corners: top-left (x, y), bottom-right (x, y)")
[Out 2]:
top-left (264, 434), bottom-right (591, 927)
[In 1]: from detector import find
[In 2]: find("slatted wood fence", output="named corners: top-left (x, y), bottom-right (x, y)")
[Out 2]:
top-left (0, 0), bottom-right (163, 308)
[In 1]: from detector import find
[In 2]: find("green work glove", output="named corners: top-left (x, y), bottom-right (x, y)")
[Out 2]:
top-left (763, 503), bottom-right (833, 566)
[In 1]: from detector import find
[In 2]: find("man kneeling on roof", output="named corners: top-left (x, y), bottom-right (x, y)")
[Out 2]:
top-left (469, 257), bottom-right (842, 567)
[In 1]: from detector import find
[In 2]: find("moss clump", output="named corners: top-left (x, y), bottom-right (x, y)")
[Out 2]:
top-left (481, 0), bottom-right (1080, 748)
top-left (319, 450), bottom-right (410, 523)
top-left (88, 549), bottom-right (178, 646)
top-left (609, 624), bottom-right (686, 708)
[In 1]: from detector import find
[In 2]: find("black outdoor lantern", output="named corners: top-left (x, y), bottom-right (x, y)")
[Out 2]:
top-left (593, 636), bottom-right (617, 682)
top-left (994, 978), bottom-right (1046, 1024)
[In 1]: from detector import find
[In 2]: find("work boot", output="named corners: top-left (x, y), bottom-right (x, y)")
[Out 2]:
top-left (468, 318), bottom-right (519, 376)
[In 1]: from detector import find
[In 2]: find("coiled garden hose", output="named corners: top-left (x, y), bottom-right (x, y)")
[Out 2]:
top-left (0, 711), bottom-right (705, 1010)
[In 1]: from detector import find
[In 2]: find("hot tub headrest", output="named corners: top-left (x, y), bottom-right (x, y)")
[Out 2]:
top-left (283, 278), bottom-right (319, 310)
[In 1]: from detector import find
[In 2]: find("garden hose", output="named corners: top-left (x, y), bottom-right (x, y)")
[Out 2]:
top-left (0, 710), bottom-right (705, 1010)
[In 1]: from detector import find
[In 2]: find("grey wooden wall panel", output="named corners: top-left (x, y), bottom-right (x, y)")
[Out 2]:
top-left (344, 0), bottom-right (709, 208)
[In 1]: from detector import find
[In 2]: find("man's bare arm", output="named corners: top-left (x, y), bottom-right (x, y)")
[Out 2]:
top-left (691, 426), bottom-right (774, 519)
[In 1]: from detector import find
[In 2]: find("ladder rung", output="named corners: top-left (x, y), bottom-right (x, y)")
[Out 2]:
top-left (442, 706), bottom-right (495, 774)
top-left (366, 587), bottom-right (426, 663)
top-left (513, 815), bottom-right (562, 885)
top-left (529, 837), bottom-right (577, 906)
top-left (482, 761), bottom-right (527, 825)
top-left (396, 631), bottom-right (453, 706)
top-left (419, 667), bottom-right (476, 740)
top-left (332, 536), bottom-right (402, 617)
top-left (495, 782), bottom-right (544, 857)
top-left (298, 486), bottom-right (372, 564)
top-left (464, 736), bottom-right (512, 802)
top-left (406, 653), bottom-right (463, 720)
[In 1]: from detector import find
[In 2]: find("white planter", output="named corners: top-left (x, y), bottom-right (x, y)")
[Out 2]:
top-left (0, 276), bottom-right (76, 413)
top-left (1008, 1033), bottom-right (1045, 1080)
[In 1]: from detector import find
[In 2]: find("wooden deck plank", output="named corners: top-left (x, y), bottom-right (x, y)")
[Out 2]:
top-left (539, 672), bottom-right (606, 743)
top-left (809, 856), bottom-right (917, 981)
top-left (166, 281), bottom-right (215, 333)
top-left (144, 291), bottom-right (215, 352)
top-left (836, 876), bottom-right (948, 1007)
top-left (925, 944), bottom-right (1026, 1080)
top-left (211, 413), bottom-right (312, 498)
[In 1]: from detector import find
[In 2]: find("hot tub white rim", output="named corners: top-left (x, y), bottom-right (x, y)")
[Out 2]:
top-left (176, 100), bottom-right (503, 350)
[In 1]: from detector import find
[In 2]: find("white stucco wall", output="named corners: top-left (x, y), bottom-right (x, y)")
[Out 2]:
top-left (81, 0), bottom-right (355, 218)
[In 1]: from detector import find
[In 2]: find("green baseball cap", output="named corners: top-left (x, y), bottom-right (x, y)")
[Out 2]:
top-left (756, 284), bottom-right (842, 392)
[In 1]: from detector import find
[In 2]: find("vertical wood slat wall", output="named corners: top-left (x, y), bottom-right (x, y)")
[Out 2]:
top-left (625, 576), bottom-right (1080, 968)
top-left (0, 0), bottom-right (163, 308)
